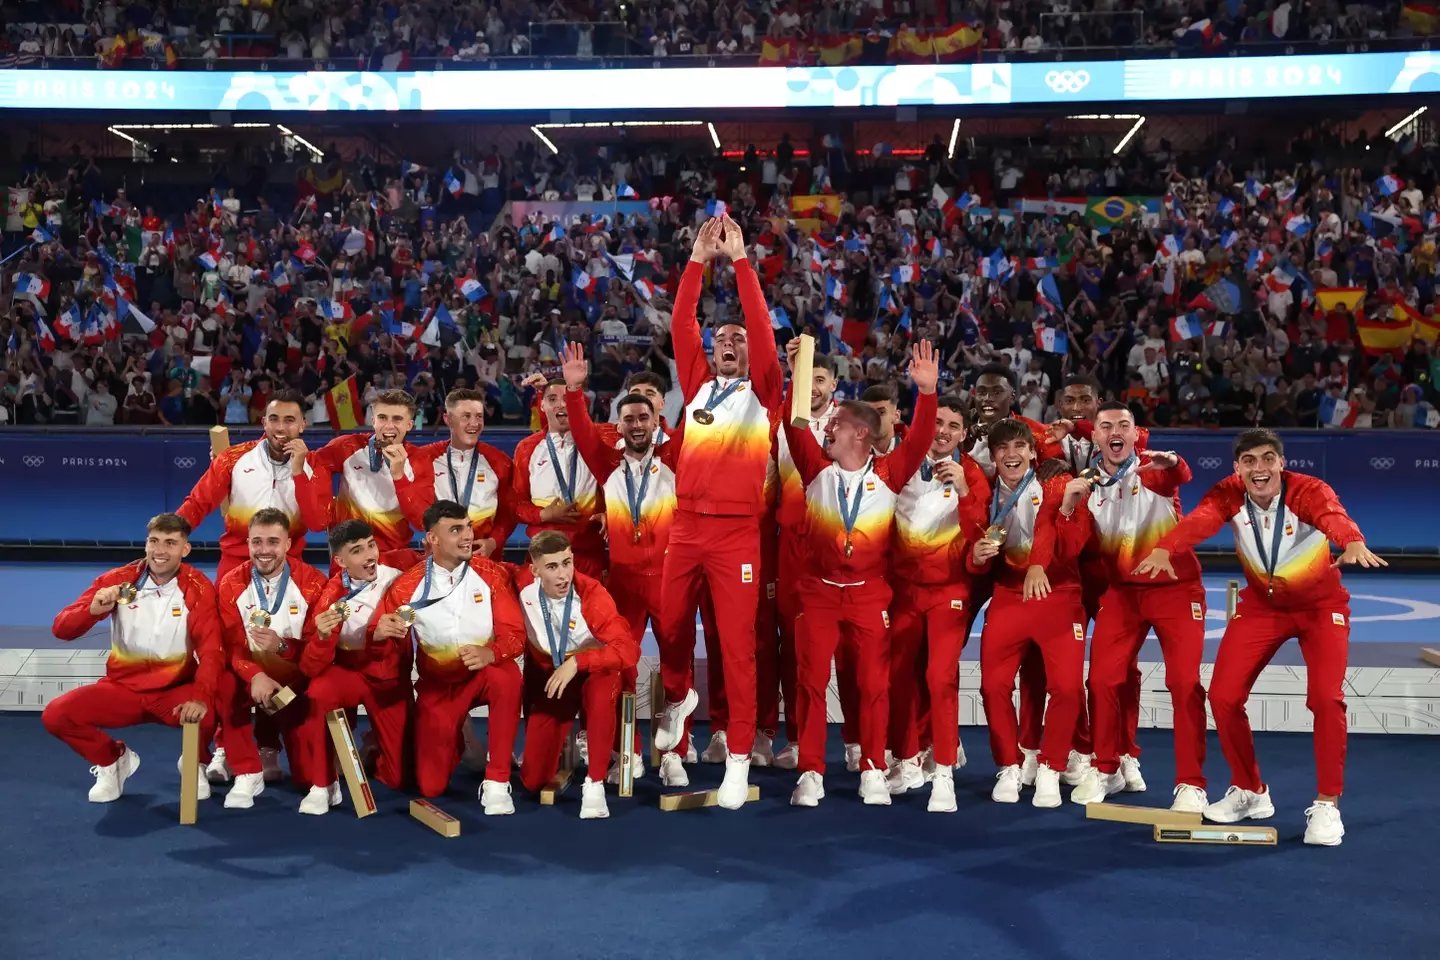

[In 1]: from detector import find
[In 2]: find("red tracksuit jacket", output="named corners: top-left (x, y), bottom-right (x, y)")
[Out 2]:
top-left (53, 560), bottom-right (225, 704)
top-left (295, 433), bottom-right (427, 552)
top-left (217, 559), bottom-right (329, 688)
top-left (299, 549), bottom-right (422, 678)
top-left (513, 571), bottom-right (639, 674)
top-left (511, 428), bottom-right (605, 560)
top-left (1155, 471), bottom-right (1364, 609)
top-left (894, 452), bottom-right (991, 586)
top-left (177, 439), bottom-right (312, 567)
top-left (397, 440), bottom-right (517, 549)
top-left (966, 474), bottom-right (1088, 594)
top-left (1060, 455), bottom-right (1201, 587)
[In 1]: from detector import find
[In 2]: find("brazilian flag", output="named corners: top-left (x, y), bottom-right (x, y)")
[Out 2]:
top-left (1087, 196), bottom-right (1151, 231)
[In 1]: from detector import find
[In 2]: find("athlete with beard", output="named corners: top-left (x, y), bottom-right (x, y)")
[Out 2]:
top-left (179, 390), bottom-right (315, 580)
top-left (1135, 428), bottom-right (1384, 846)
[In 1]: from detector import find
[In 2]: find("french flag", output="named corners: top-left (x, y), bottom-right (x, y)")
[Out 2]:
top-left (197, 250), bottom-right (219, 270)
top-left (1160, 235), bottom-right (1181, 258)
top-left (927, 236), bottom-right (944, 260)
top-left (1220, 229), bottom-right (1238, 250)
top-left (1244, 178), bottom-right (1270, 202)
top-left (420, 304), bottom-right (459, 347)
top-left (1246, 248), bottom-right (1272, 272)
top-left (1034, 324), bottom-right (1067, 354)
top-left (770, 306), bottom-right (792, 330)
top-left (896, 307), bottom-right (912, 333)
top-left (892, 264), bottom-right (916, 285)
top-left (1207, 318), bottom-right (1230, 338)
top-left (13, 273), bottom-right (50, 299)
top-left (55, 303), bottom-right (83, 340)
top-left (31, 226), bottom-right (52, 244)
top-left (456, 277), bottom-right (487, 302)
top-left (810, 247), bottom-right (825, 273)
top-left (1319, 394), bottom-right (1357, 428)
top-left (616, 182), bottom-right (638, 199)
top-left (35, 317), bottom-right (56, 351)
top-left (1284, 213), bottom-right (1311, 236)
top-left (1025, 256), bottom-right (1057, 271)
top-left (573, 269), bottom-right (593, 292)
top-left (1037, 273), bottom-right (1063, 315)
top-left (1276, 182), bottom-right (1297, 204)
top-left (825, 274), bottom-right (847, 305)
top-left (1169, 313), bottom-right (1206, 340)
top-left (877, 287), bottom-right (898, 315)
top-left (444, 171), bottom-right (463, 197)
top-left (1376, 174), bottom-right (1403, 197)
top-left (981, 251), bottom-right (1014, 281)
top-left (381, 308), bottom-right (416, 340)
top-left (932, 183), bottom-right (957, 217)
top-left (705, 199), bottom-right (728, 218)
top-left (318, 299), bottom-right (352, 323)
top-left (634, 278), bottom-right (665, 301)
top-left (1216, 197), bottom-right (1236, 218)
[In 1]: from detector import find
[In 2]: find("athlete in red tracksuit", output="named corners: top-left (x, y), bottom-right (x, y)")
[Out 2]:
top-left (770, 368), bottom-right (840, 771)
top-left (783, 341), bottom-right (938, 808)
top-left (295, 389), bottom-right (427, 555)
top-left (517, 532), bottom-right (639, 819)
top-left (968, 420), bottom-right (1089, 811)
top-left (215, 508), bottom-right (329, 810)
top-left (178, 390), bottom-right (313, 581)
top-left (294, 521), bottom-right (419, 813)
top-left (652, 215), bottom-right (784, 810)
top-left (1061, 401), bottom-right (1209, 813)
top-left (885, 394), bottom-right (989, 803)
top-left (376, 501), bottom-right (526, 813)
top-left (44, 513), bottom-right (222, 804)
top-left (560, 342), bottom-right (688, 784)
top-left (1135, 428), bottom-right (1385, 846)
top-left (512, 381), bottom-right (606, 579)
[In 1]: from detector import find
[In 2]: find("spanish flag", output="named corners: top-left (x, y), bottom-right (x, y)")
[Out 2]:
top-left (1402, 2), bottom-right (1440, 34)
top-left (759, 39), bottom-right (798, 65)
top-left (816, 35), bottom-right (863, 66)
top-left (1356, 318), bottom-right (1413, 355)
top-left (1412, 308), bottom-right (1440, 344)
top-left (326, 375), bottom-right (364, 431)
top-left (932, 23), bottom-right (983, 59)
top-left (1314, 287), bottom-right (1366, 313)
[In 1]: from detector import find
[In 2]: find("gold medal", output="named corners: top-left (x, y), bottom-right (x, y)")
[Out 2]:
top-left (844, 537), bottom-right (854, 558)
top-left (692, 408), bottom-right (715, 425)
top-left (396, 605), bottom-right (417, 626)
top-left (1078, 467), bottom-right (1101, 483)
top-left (632, 528), bottom-right (641, 544)
top-left (984, 524), bottom-right (1008, 545)
top-left (116, 582), bottom-right (138, 605)
top-left (332, 600), bottom-right (351, 621)
top-left (248, 609), bottom-right (273, 629)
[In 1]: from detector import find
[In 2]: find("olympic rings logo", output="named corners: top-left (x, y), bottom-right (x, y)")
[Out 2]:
top-left (22, 455), bottom-right (44, 467)
top-left (1370, 458), bottom-right (1395, 470)
top-left (173, 457), bottom-right (197, 469)
top-left (1198, 457), bottom-right (1222, 469)
top-left (1045, 70), bottom-right (1091, 93)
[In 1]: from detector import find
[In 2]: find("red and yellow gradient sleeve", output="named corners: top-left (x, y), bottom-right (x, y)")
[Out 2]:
top-left (880, 391), bottom-right (937, 492)
top-left (735, 258), bottom-right (783, 409)
top-left (510, 433), bottom-right (546, 525)
top-left (572, 576), bottom-right (641, 674)
top-left (1288, 473), bottom-right (1364, 548)
top-left (51, 563), bottom-right (138, 641)
top-left (959, 457), bottom-right (991, 544)
top-left (395, 440), bottom-right (443, 533)
top-left (176, 441), bottom-right (252, 530)
top-left (482, 444), bottom-right (518, 548)
top-left (566, 388), bottom-right (623, 483)
top-left (1156, 475), bottom-right (1243, 555)
top-left (300, 574), bottom-right (346, 679)
top-left (671, 260), bottom-right (713, 402)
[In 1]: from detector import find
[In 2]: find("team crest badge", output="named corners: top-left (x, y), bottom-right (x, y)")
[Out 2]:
top-left (289, 603), bottom-right (300, 616)
top-left (171, 606), bottom-right (182, 618)
top-left (881, 611), bottom-right (890, 628)
top-left (1191, 602), bottom-right (1203, 621)
top-left (1332, 613), bottom-right (1346, 626)
top-left (740, 563), bottom-right (754, 584)
top-left (473, 592), bottom-right (486, 604)
top-left (1073, 623), bottom-right (1085, 642)
top-left (950, 599), bottom-right (964, 610)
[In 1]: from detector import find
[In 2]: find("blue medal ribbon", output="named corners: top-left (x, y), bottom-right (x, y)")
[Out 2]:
top-left (1087, 451), bottom-right (1137, 488)
top-left (446, 445), bottom-right (481, 507)
top-left (539, 585), bottom-right (576, 666)
top-left (366, 436), bottom-right (385, 473)
top-left (251, 564), bottom-right (291, 618)
top-left (836, 461), bottom-right (872, 554)
top-left (990, 468), bottom-right (1035, 526)
top-left (544, 434), bottom-right (579, 504)
top-left (1244, 478), bottom-right (1288, 595)
top-left (920, 452), bottom-right (960, 484)
top-left (339, 571), bottom-right (372, 604)
top-left (410, 556), bottom-right (463, 612)
top-left (700, 378), bottom-right (746, 418)
top-left (623, 455), bottom-right (654, 539)
top-left (132, 564), bottom-right (152, 594)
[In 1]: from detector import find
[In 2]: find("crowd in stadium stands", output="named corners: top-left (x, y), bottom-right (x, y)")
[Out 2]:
top-left (0, 0), bottom-right (1432, 67)
top-left (3, 117), bottom-right (1440, 431)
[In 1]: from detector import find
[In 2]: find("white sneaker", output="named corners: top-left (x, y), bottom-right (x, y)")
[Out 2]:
top-left (955, 739), bottom-right (968, 770)
top-left (579, 778), bottom-right (609, 819)
top-left (928, 768), bottom-right (957, 813)
top-left (992, 764), bottom-right (1022, 803)
top-left (176, 753), bottom-right (212, 800)
top-left (299, 783), bottom-right (340, 815)
top-left (89, 747), bottom-right (141, 803)
top-left (920, 746), bottom-right (937, 782)
top-left (716, 753), bottom-right (752, 810)
top-left (1033, 765), bottom-right (1062, 808)
top-left (259, 747), bottom-right (284, 783)
top-left (327, 782), bottom-right (342, 805)
top-left (1019, 748), bottom-right (1039, 787)
top-left (844, 743), bottom-right (862, 773)
top-left (605, 751), bottom-right (645, 785)
top-left (481, 779), bottom-right (514, 816)
top-left (790, 770), bottom-right (825, 807)
top-left (1205, 785), bottom-right (1275, 823)
top-left (653, 688), bottom-right (698, 752)
top-left (683, 736), bottom-right (698, 764)
top-left (1120, 753), bottom-right (1147, 792)
top-left (659, 751), bottom-right (689, 787)
top-left (859, 768), bottom-right (892, 805)
top-left (886, 756), bottom-right (925, 795)
top-left (225, 772), bottom-right (265, 809)
top-left (773, 742), bottom-right (799, 770)
top-left (1070, 767), bottom-right (1126, 805)
top-left (1062, 750), bottom-right (1093, 787)
top-left (751, 730), bottom-right (775, 767)
top-left (574, 730), bottom-right (590, 767)
top-left (1303, 801), bottom-right (1344, 846)
top-left (700, 730), bottom-right (729, 764)
top-left (205, 747), bottom-right (232, 783)
top-left (1171, 784), bottom-right (1208, 813)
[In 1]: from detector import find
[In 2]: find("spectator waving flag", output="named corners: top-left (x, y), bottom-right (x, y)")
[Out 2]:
top-left (1207, 318), bottom-right (1230, 338)
top-left (13, 273), bottom-right (50, 300)
top-left (896, 307), bottom-right (912, 333)
top-left (420, 304), bottom-right (460, 348)
top-left (616, 182), bottom-right (639, 199)
top-left (35, 316), bottom-right (56, 351)
top-left (1376, 174), bottom-right (1403, 197)
top-left (825, 274), bottom-right (847, 305)
top-left (381, 307), bottom-right (415, 340)
top-left (326, 375), bottom-right (365, 431)
top-left (1037, 273), bottom-right (1064, 316)
top-left (892, 264), bottom-right (916, 285)
top-left (705, 199), bottom-right (728, 217)
top-left (444, 170), bottom-right (463, 198)
top-left (810, 247), bottom-right (825, 273)
top-left (1318, 393), bottom-right (1357, 428)
top-left (31, 226), bottom-right (52, 244)
top-left (1169, 312), bottom-right (1206, 341)
top-left (55, 303), bottom-right (83, 341)
top-left (1034, 324), bottom-right (1067, 354)
top-left (1284, 213), bottom-right (1311, 236)
top-left (770, 306), bottom-right (792, 331)
top-left (1246, 248), bottom-right (1272, 273)
top-left (318, 299), bottom-right (353, 324)
top-left (573, 269), bottom-right (594, 293)
top-left (457, 276), bottom-right (487, 303)
top-left (196, 250), bottom-right (219, 270)
top-left (1216, 197), bottom-right (1236, 218)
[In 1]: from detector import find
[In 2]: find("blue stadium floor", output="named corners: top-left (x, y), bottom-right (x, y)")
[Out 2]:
top-left (4, 563), bottom-right (1439, 666)
top-left (1, 716), bottom-right (1436, 960)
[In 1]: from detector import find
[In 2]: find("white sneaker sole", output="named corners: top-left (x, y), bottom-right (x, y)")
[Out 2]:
top-left (1033, 792), bottom-right (1062, 809)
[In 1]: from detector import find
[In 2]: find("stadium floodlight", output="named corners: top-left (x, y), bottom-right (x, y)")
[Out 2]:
top-left (1385, 106), bottom-right (1426, 139)
top-left (947, 118), bottom-right (960, 159)
top-left (1112, 116), bottom-right (1147, 155)
top-left (275, 124), bottom-right (324, 160)
top-left (531, 125), bottom-right (560, 154)
top-left (707, 122), bottom-right (722, 150)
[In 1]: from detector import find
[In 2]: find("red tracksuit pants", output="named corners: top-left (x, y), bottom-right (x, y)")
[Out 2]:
top-left (777, 532), bottom-right (861, 745)
top-left (979, 586), bottom-right (1087, 771)
top-left (43, 678), bottom-right (217, 767)
top-left (1209, 591), bottom-right (1350, 797)
top-left (888, 582), bottom-right (971, 767)
top-left (1090, 580), bottom-right (1207, 787)
top-left (752, 522), bottom-right (782, 739)
top-left (658, 509), bottom-right (760, 756)
top-left (413, 660), bottom-right (523, 796)
top-left (216, 671), bottom-right (315, 786)
top-left (520, 657), bottom-right (621, 790)
top-left (294, 666), bottom-right (412, 791)
top-left (795, 577), bottom-right (892, 776)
